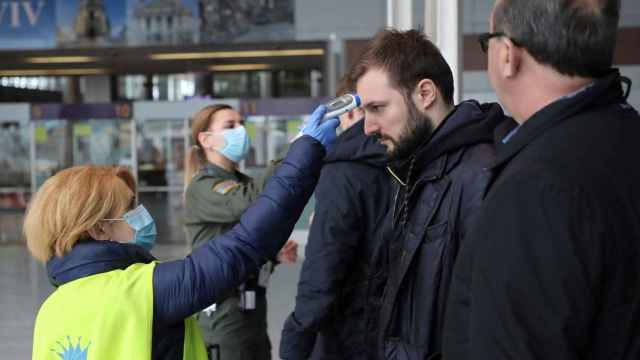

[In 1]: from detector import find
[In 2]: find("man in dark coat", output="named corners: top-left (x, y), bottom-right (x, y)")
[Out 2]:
top-left (443, 1), bottom-right (640, 359)
top-left (353, 29), bottom-right (512, 360)
top-left (280, 76), bottom-right (394, 360)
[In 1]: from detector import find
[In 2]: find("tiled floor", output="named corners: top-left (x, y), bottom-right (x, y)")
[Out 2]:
top-left (0, 238), bottom-right (306, 359)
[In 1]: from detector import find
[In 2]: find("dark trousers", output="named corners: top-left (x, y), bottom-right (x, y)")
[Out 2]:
top-left (197, 293), bottom-right (271, 360)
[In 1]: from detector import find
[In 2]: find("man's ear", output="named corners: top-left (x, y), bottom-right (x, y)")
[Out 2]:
top-left (414, 79), bottom-right (438, 111)
top-left (87, 223), bottom-right (110, 241)
top-left (502, 38), bottom-right (522, 78)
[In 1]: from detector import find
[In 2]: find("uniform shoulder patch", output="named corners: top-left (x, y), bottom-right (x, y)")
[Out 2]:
top-left (212, 180), bottom-right (241, 195)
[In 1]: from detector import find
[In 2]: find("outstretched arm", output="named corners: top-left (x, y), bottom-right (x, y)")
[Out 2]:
top-left (153, 107), bottom-right (340, 325)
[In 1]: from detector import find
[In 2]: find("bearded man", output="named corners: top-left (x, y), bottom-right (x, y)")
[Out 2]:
top-left (353, 29), bottom-right (513, 360)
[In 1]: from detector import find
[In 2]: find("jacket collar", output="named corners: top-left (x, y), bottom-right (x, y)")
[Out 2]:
top-left (46, 240), bottom-right (156, 287)
top-left (492, 69), bottom-right (626, 169)
top-left (324, 119), bottom-right (388, 167)
top-left (390, 100), bottom-right (505, 186)
top-left (387, 155), bottom-right (448, 187)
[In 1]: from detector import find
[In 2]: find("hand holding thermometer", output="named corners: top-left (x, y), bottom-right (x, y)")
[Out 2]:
top-left (321, 94), bottom-right (361, 123)
top-left (292, 94), bottom-right (360, 145)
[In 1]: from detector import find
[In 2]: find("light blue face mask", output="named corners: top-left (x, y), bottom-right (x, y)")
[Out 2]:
top-left (219, 126), bottom-right (250, 163)
top-left (122, 205), bottom-right (157, 251)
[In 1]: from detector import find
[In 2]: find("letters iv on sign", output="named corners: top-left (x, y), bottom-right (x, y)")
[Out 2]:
top-left (0, 2), bottom-right (47, 28)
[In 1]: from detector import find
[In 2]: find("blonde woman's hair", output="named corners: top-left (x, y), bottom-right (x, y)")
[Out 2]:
top-left (23, 166), bottom-right (136, 263)
top-left (184, 104), bottom-right (233, 188)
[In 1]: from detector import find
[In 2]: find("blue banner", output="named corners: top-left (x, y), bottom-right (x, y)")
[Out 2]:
top-left (0, 0), bottom-right (56, 49)
top-left (0, 0), bottom-right (295, 50)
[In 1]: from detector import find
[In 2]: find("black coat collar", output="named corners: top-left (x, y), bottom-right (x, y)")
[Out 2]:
top-left (492, 69), bottom-right (626, 170)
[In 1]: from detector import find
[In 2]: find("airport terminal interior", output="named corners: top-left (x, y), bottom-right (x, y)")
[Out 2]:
top-left (1, 0), bottom-right (640, 358)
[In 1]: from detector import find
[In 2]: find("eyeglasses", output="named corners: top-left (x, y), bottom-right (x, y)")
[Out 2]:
top-left (477, 32), bottom-right (521, 53)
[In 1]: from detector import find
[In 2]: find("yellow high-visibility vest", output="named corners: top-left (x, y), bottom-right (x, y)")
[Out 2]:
top-left (32, 262), bottom-right (207, 360)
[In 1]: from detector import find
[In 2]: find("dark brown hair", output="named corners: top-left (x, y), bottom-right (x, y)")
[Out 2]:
top-left (351, 29), bottom-right (454, 105)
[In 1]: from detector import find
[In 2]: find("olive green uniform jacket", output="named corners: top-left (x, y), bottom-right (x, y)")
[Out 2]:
top-left (184, 157), bottom-right (284, 360)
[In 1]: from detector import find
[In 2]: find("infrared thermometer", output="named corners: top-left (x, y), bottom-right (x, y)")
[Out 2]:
top-left (321, 93), bottom-right (361, 122)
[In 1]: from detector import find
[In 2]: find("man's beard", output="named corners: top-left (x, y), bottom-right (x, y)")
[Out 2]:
top-left (386, 99), bottom-right (435, 162)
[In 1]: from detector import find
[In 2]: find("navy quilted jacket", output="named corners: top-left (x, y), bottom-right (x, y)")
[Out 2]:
top-left (47, 136), bottom-right (326, 359)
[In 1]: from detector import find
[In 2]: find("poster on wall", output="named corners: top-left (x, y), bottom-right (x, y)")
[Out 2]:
top-left (56, 0), bottom-right (127, 48)
top-left (197, 0), bottom-right (294, 44)
top-left (0, 0), bottom-right (294, 50)
top-left (126, 0), bottom-right (199, 46)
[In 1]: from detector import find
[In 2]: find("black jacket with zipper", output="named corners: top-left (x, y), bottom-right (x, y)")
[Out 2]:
top-left (443, 70), bottom-right (640, 360)
top-left (379, 100), bottom-right (512, 360)
top-left (281, 120), bottom-right (394, 360)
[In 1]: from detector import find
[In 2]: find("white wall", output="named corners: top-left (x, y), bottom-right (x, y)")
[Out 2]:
top-left (0, 103), bottom-right (31, 123)
top-left (294, 0), bottom-right (386, 40)
top-left (620, 66), bottom-right (640, 109)
top-left (295, 0), bottom-right (640, 42)
top-left (459, 0), bottom-right (640, 109)
top-left (621, 0), bottom-right (640, 27)
top-left (295, 0), bottom-right (640, 74)
top-left (462, 71), bottom-right (498, 104)
top-left (463, 0), bottom-right (493, 34)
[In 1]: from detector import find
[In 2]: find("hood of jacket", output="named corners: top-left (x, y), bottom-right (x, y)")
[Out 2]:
top-left (492, 69), bottom-right (630, 168)
top-left (324, 119), bottom-right (388, 168)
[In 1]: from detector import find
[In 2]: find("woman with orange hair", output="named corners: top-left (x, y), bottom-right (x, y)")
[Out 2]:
top-left (26, 105), bottom-right (339, 360)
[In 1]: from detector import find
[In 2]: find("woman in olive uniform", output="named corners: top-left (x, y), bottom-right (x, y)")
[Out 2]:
top-left (183, 104), bottom-right (297, 360)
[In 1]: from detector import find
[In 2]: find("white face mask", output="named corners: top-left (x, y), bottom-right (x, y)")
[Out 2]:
top-left (104, 205), bottom-right (157, 251)
top-left (208, 126), bottom-right (251, 163)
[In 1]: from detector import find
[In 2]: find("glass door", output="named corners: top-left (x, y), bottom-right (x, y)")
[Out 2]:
top-left (32, 119), bottom-right (69, 191)
top-left (0, 120), bottom-right (31, 243)
top-left (32, 118), bottom-right (134, 190)
top-left (72, 119), bottom-right (133, 168)
top-left (0, 121), bottom-right (31, 207)
top-left (136, 118), bottom-right (187, 245)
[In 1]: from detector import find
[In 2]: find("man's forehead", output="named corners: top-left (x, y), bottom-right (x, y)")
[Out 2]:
top-left (356, 68), bottom-right (394, 103)
top-left (357, 67), bottom-right (390, 86)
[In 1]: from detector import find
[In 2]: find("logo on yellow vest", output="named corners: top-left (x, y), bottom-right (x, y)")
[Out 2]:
top-left (51, 336), bottom-right (91, 360)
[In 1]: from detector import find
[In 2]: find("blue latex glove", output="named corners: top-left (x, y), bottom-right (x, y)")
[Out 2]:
top-left (301, 105), bottom-right (340, 152)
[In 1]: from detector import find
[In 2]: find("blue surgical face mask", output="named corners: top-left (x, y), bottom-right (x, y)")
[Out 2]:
top-left (122, 205), bottom-right (157, 251)
top-left (219, 126), bottom-right (250, 163)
